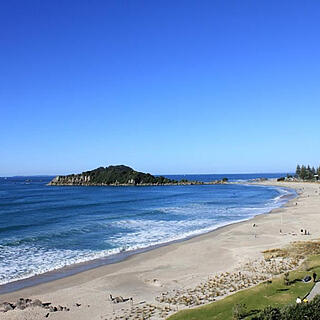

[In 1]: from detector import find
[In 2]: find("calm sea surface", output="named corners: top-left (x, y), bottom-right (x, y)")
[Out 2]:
top-left (0, 174), bottom-right (295, 286)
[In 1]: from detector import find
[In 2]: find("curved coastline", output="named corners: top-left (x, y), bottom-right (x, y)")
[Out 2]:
top-left (0, 183), bottom-right (297, 295)
top-left (3, 180), bottom-right (320, 320)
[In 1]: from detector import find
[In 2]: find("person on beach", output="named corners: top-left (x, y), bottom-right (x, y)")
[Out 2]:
top-left (313, 272), bottom-right (317, 282)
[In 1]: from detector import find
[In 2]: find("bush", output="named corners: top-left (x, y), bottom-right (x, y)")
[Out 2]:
top-left (283, 272), bottom-right (290, 286)
top-left (254, 306), bottom-right (281, 320)
top-left (253, 295), bottom-right (320, 320)
top-left (233, 303), bottom-right (247, 319)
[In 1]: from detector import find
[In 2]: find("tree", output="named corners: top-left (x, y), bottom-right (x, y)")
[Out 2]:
top-left (305, 165), bottom-right (313, 180)
top-left (300, 165), bottom-right (307, 180)
top-left (295, 165), bottom-right (301, 177)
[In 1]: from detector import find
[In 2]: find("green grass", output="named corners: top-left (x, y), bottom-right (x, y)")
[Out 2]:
top-left (168, 256), bottom-right (320, 320)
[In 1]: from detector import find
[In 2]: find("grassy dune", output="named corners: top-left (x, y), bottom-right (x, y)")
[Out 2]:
top-left (169, 254), bottom-right (320, 320)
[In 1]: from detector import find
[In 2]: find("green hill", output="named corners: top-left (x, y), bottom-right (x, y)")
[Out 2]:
top-left (48, 165), bottom-right (177, 186)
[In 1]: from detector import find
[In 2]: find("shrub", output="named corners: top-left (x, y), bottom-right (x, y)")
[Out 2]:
top-left (253, 295), bottom-right (320, 320)
top-left (283, 272), bottom-right (290, 286)
top-left (254, 306), bottom-right (281, 320)
top-left (232, 303), bottom-right (247, 319)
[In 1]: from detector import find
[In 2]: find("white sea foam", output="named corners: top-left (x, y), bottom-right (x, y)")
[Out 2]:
top-left (0, 185), bottom-right (296, 286)
top-left (0, 245), bottom-right (123, 285)
top-left (0, 217), bottom-right (241, 285)
top-left (0, 209), bottom-right (270, 285)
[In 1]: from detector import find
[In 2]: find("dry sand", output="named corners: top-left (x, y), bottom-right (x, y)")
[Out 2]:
top-left (1, 181), bottom-right (320, 319)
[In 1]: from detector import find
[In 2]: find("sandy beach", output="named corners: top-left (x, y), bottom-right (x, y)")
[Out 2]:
top-left (1, 181), bottom-right (320, 320)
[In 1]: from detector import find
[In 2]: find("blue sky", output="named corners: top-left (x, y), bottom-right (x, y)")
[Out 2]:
top-left (1, 1), bottom-right (320, 176)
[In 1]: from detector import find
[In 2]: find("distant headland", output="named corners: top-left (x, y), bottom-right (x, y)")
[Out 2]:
top-left (48, 165), bottom-right (228, 186)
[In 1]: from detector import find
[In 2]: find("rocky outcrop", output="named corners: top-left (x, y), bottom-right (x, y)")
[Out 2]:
top-left (49, 174), bottom-right (91, 185)
top-left (0, 298), bottom-right (70, 313)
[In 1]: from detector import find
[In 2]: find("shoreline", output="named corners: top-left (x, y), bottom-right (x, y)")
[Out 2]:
top-left (0, 184), bottom-right (295, 294)
top-left (1, 181), bottom-right (320, 320)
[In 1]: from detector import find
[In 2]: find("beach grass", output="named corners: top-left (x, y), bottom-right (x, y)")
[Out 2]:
top-left (168, 255), bottom-right (320, 320)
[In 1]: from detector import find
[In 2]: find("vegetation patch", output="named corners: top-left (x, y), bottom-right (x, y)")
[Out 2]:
top-left (168, 243), bottom-right (320, 320)
top-left (263, 240), bottom-right (320, 261)
top-left (253, 295), bottom-right (320, 320)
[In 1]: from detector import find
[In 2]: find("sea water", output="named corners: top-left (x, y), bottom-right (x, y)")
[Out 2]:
top-left (0, 174), bottom-right (295, 286)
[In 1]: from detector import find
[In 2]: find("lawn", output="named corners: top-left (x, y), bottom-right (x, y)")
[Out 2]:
top-left (168, 256), bottom-right (320, 320)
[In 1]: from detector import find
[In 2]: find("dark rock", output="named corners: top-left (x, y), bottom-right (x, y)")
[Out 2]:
top-left (0, 302), bottom-right (15, 312)
top-left (42, 302), bottom-right (51, 308)
top-left (16, 299), bottom-right (27, 310)
top-left (32, 299), bottom-right (43, 307)
top-left (17, 304), bottom-right (26, 310)
top-left (0, 298), bottom-right (67, 315)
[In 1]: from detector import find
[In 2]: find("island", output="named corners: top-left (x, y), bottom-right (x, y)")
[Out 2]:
top-left (48, 165), bottom-right (203, 186)
top-left (48, 165), bottom-right (231, 186)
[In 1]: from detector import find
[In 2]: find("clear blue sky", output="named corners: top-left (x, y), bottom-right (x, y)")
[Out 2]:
top-left (1, 1), bottom-right (320, 176)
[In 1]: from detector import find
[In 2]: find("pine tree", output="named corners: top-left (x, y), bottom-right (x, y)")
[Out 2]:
top-left (296, 164), bottom-right (301, 177)
top-left (295, 164), bottom-right (319, 180)
top-left (306, 165), bottom-right (312, 180)
top-left (300, 165), bottom-right (306, 180)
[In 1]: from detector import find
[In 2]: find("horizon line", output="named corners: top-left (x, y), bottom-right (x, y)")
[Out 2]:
top-left (0, 171), bottom-right (294, 178)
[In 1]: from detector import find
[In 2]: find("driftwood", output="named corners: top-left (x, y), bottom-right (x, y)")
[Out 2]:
top-left (109, 294), bottom-right (133, 304)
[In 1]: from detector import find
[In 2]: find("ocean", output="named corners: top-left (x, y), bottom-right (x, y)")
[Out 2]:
top-left (0, 173), bottom-right (295, 289)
